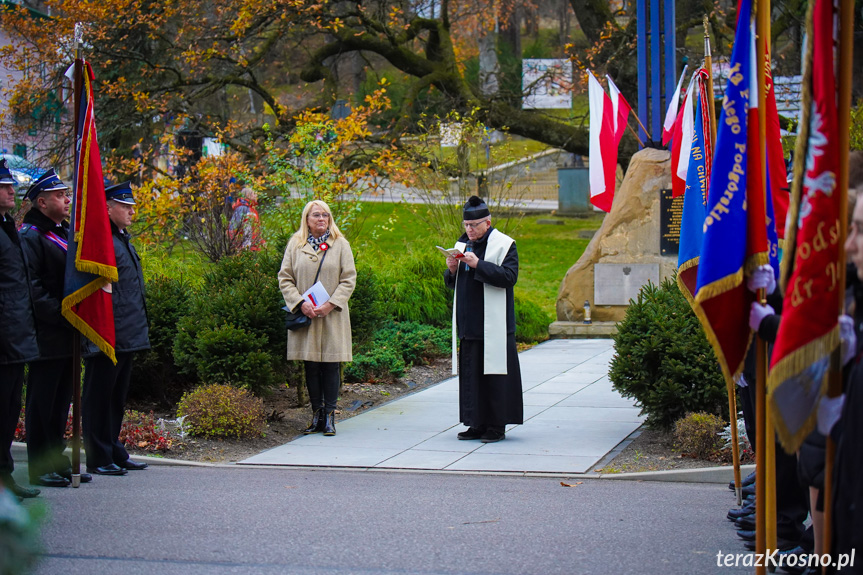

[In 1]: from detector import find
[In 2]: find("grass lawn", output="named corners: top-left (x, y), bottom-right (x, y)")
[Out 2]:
top-left (147, 201), bottom-right (603, 318)
top-left (351, 202), bottom-right (602, 316)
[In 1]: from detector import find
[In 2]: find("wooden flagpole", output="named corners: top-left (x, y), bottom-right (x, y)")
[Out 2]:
top-left (702, 17), bottom-right (718, 153)
top-left (823, 0), bottom-right (854, 560)
top-left (755, 0), bottom-right (779, 568)
top-left (70, 23), bottom-right (83, 489)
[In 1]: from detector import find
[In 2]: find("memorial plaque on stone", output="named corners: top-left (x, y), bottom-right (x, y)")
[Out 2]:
top-left (659, 187), bottom-right (684, 255)
top-left (594, 263), bottom-right (660, 305)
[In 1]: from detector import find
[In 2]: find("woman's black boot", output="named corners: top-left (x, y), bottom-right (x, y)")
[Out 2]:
top-left (303, 408), bottom-right (324, 434)
top-left (323, 411), bottom-right (336, 436)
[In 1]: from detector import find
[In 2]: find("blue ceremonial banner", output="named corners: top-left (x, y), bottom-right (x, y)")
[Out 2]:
top-left (677, 75), bottom-right (708, 303)
top-left (693, 0), bottom-right (754, 385)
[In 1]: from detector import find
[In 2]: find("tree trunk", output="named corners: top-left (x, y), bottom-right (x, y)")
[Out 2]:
top-left (478, 23), bottom-right (499, 97)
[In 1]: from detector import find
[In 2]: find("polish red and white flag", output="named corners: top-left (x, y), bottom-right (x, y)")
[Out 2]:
top-left (662, 65), bottom-right (688, 146)
top-left (671, 77), bottom-right (696, 198)
top-left (588, 71), bottom-right (616, 212)
top-left (606, 75), bottom-right (632, 144)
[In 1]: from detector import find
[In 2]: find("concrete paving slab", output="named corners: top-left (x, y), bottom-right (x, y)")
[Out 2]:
top-left (410, 431), bottom-right (485, 453)
top-left (526, 378), bottom-right (593, 395)
top-left (240, 338), bottom-right (640, 475)
top-left (530, 405), bottom-right (643, 423)
top-left (521, 404), bottom-right (549, 420)
top-left (521, 391), bottom-right (571, 406)
top-left (375, 449), bottom-right (469, 469)
top-left (444, 452), bottom-right (599, 473)
top-left (243, 444), bottom-right (402, 467)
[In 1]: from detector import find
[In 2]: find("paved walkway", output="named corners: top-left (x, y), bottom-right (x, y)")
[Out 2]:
top-left (242, 339), bottom-right (645, 473)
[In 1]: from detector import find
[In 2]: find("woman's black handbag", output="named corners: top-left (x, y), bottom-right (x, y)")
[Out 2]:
top-left (282, 248), bottom-right (328, 331)
top-left (283, 307), bottom-right (311, 331)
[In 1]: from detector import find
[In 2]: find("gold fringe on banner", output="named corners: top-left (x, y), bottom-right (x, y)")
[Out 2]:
top-left (61, 280), bottom-right (117, 365)
top-left (767, 327), bottom-right (838, 453)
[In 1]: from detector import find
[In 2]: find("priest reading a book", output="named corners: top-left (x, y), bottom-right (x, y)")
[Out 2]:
top-left (443, 196), bottom-right (523, 444)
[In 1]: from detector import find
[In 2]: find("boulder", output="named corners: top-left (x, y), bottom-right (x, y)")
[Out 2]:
top-left (556, 148), bottom-right (678, 323)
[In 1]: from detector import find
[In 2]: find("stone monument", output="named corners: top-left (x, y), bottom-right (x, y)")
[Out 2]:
top-left (552, 148), bottom-right (678, 337)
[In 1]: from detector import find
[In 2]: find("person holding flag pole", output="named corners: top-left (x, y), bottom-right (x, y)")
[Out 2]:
top-left (690, 0), bottom-right (796, 565)
top-left (824, 0), bottom-right (857, 565)
top-left (60, 25), bottom-right (119, 485)
top-left (766, 0), bottom-right (858, 565)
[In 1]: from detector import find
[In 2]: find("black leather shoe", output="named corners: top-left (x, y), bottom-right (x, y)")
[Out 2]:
top-left (58, 469), bottom-right (92, 483)
top-left (741, 483), bottom-right (756, 497)
top-left (303, 408), bottom-right (324, 434)
top-left (480, 429), bottom-right (506, 443)
top-left (743, 537), bottom-right (799, 552)
top-left (735, 514), bottom-right (756, 530)
top-left (727, 503), bottom-right (756, 521)
top-left (118, 459), bottom-right (148, 470)
top-left (457, 427), bottom-right (485, 440)
top-left (323, 411), bottom-right (336, 436)
top-left (729, 471), bottom-right (757, 491)
top-left (737, 529), bottom-right (756, 541)
top-left (30, 472), bottom-right (70, 488)
top-left (87, 464), bottom-right (127, 476)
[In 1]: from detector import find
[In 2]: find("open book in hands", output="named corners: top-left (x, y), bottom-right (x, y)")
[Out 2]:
top-left (436, 246), bottom-right (465, 259)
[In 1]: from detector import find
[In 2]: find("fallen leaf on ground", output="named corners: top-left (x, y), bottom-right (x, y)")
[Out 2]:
top-left (560, 481), bottom-right (583, 487)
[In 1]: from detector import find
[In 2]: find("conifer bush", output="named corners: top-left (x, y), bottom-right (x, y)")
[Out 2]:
top-left (173, 250), bottom-right (286, 394)
top-left (131, 274), bottom-right (195, 403)
top-left (176, 384), bottom-right (266, 439)
top-left (608, 277), bottom-right (727, 430)
top-left (345, 320), bottom-right (451, 383)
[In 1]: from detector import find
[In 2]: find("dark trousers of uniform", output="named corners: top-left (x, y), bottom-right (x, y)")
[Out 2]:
top-left (304, 361), bottom-right (340, 412)
top-left (743, 378), bottom-right (809, 544)
top-left (0, 363), bottom-right (25, 477)
top-left (458, 336), bottom-right (524, 432)
top-left (25, 358), bottom-right (73, 480)
top-left (83, 352), bottom-right (133, 469)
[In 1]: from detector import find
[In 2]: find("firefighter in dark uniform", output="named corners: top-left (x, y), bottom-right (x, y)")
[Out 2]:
top-left (0, 159), bottom-right (41, 499)
top-left (19, 169), bottom-right (92, 487)
top-left (82, 182), bottom-right (150, 476)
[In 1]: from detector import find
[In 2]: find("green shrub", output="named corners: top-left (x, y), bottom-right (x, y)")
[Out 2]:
top-left (344, 344), bottom-right (406, 383)
top-left (515, 294), bottom-right (550, 343)
top-left (173, 250), bottom-right (287, 393)
top-left (130, 275), bottom-right (195, 404)
top-left (673, 412), bottom-right (726, 459)
top-left (178, 325), bottom-right (277, 394)
top-left (378, 249), bottom-right (452, 326)
top-left (374, 321), bottom-right (451, 365)
top-left (176, 384), bottom-right (266, 438)
top-left (350, 260), bottom-right (385, 346)
top-left (608, 277), bottom-right (727, 430)
top-left (345, 320), bottom-right (451, 383)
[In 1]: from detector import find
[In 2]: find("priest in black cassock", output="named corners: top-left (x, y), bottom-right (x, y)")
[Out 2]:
top-left (444, 196), bottom-right (523, 443)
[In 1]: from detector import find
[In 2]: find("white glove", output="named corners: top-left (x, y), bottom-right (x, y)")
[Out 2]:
top-left (747, 264), bottom-right (777, 294)
top-left (735, 374), bottom-right (748, 388)
top-left (816, 394), bottom-right (845, 436)
top-left (749, 302), bottom-right (775, 332)
top-left (839, 314), bottom-right (857, 366)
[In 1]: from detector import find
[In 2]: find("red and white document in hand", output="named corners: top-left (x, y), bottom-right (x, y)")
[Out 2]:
top-left (436, 246), bottom-right (464, 259)
top-left (302, 281), bottom-right (330, 308)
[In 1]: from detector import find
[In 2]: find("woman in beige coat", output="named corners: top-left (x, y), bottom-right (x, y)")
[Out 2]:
top-left (278, 200), bottom-right (356, 436)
